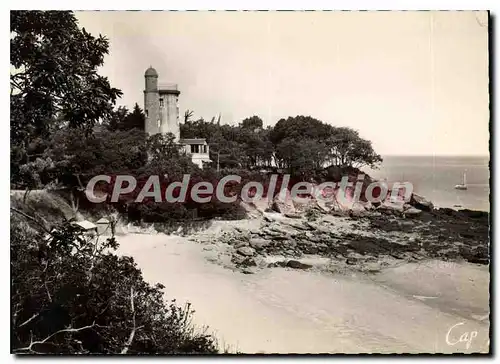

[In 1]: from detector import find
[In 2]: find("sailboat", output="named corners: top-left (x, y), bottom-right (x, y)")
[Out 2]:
top-left (454, 171), bottom-right (468, 190)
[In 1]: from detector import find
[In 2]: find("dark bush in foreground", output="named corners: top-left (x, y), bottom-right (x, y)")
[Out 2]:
top-left (11, 214), bottom-right (218, 354)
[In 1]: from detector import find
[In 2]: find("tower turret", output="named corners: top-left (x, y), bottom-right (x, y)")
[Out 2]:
top-left (144, 66), bottom-right (159, 135)
top-left (144, 66), bottom-right (158, 90)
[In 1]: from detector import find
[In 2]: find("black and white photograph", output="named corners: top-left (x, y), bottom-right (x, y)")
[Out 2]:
top-left (9, 9), bottom-right (491, 355)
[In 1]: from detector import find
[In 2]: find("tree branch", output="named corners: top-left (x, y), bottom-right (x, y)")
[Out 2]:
top-left (10, 207), bottom-right (50, 233)
top-left (17, 313), bottom-right (40, 328)
top-left (14, 322), bottom-right (107, 353)
top-left (121, 286), bottom-right (143, 354)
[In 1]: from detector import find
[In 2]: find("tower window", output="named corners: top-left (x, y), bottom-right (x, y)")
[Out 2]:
top-left (159, 98), bottom-right (164, 107)
top-left (145, 110), bottom-right (148, 117)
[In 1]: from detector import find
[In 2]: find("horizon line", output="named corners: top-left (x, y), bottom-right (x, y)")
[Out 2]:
top-left (380, 154), bottom-right (489, 158)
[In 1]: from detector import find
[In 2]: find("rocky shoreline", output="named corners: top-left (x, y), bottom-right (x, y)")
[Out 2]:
top-left (13, 189), bottom-right (488, 276)
top-left (190, 193), bottom-right (490, 275)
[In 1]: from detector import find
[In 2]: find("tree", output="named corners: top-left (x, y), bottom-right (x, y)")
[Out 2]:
top-left (10, 10), bottom-right (122, 143)
top-left (269, 115), bottom-right (333, 145)
top-left (119, 103), bottom-right (145, 131)
top-left (275, 138), bottom-right (329, 177)
top-left (326, 127), bottom-right (383, 169)
top-left (103, 106), bottom-right (129, 132)
top-left (184, 110), bottom-right (194, 124)
top-left (142, 133), bottom-right (199, 177)
top-left (269, 116), bottom-right (333, 176)
top-left (240, 116), bottom-right (263, 131)
top-left (269, 116), bottom-right (382, 175)
top-left (180, 117), bottom-right (218, 140)
top-left (181, 114), bottom-right (272, 170)
top-left (40, 128), bottom-right (148, 194)
top-left (236, 127), bottom-right (272, 169)
top-left (146, 133), bottom-right (184, 164)
top-left (180, 112), bottom-right (382, 175)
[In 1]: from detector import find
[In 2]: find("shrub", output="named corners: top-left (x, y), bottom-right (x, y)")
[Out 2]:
top-left (11, 214), bottom-right (218, 354)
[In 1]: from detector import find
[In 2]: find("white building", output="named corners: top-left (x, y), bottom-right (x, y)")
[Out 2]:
top-left (143, 66), bottom-right (211, 168)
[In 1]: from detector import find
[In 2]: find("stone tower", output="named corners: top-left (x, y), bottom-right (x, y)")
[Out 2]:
top-left (143, 66), bottom-right (181, 141)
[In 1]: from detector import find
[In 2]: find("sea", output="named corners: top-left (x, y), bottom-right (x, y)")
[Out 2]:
top-left (364, 156), bottom-right (490, 212)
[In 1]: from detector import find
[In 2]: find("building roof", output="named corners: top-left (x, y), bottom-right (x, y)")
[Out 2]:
top-left (158, 83), bottom-right (178, 90)
top-left (158, 88), bottom-right (180, 96)
top-left (180, 138), bottom-right (208, 145)
top-left (145, 66), bottom-right (158, 77)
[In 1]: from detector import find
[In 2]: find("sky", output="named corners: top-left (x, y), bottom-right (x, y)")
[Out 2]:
top-left (75, 11), bottom-right (490, 156)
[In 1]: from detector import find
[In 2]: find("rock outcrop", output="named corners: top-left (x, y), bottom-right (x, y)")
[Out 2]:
top-left (410, 193), bottom-right (434, 212)
top-left (215, 202), bottom-right (489, 273)
top-left (236, 246), bottom-right (255, 257)
top-left (204, 182), bottom-right (488, 274)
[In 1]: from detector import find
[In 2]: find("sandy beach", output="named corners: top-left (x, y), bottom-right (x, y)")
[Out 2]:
top-left (116, 230), bottom-right (489, 354)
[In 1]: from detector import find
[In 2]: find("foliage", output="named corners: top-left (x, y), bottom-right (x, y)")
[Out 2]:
top-left (107, 103), bottom-right (146, 132)
top-left (10, 11), bottom-right (122, 142)
top-left (181, 117), bottom-right (273, 170)
top-left (240, 115), bottom-right (263, 131)
top-left (325, 127), bottom-right (383, 169)
top-left (275, 138), bottom-right (329, 177)
top-left (11, 214), bottom-right (218, 354)
top-left (41, 128), bottom-right (148, 188)
top-left (269, 115), bottom-right (332, 145)
top-left (16, 157), bottom-right (56, 190)
top-left (10, 10), bottom-right (123, 190)
top-left (102, 106), bottom-right (130, 132)
top-left (181, 114), bottom-right (382, 176)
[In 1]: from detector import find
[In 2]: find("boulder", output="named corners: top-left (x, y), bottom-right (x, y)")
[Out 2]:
top-left (460, 209), bottom-right (489, 219)
top-left (272, 191), bottom-right (296, 215)
top-left (346, 257), bottom-right (358, 265)
top-left (331, 188), bottom-right (356, 211)
top-left (316, 198), bottom-right (335, 212)
top-left (239, 201), bottom-right (262, 219)
top-left (293, 196), bottom-right (324, 216)
top-left (377, 201), bottom-right (404, 215)
top-left (410, 193), bottom-right (434, 212)
top-left (404, 207), bottom-right (422, 217)
top-left (231, 254), bottom-right (247, 265)
top-left (349, 209), bottom-right (366, 219)
top-left (234, 241), bottom-right (249, 249)
top-left (236, 246), bottom-right (255, 257)
top-left (249, 238), bottom-right (270, 250)
top-left (232, 254), bottom-right (257, 267)
top-left (242, 257), bottom-right (257, 267)
top-left (358, 201), bottom-right (374, 211)
top-left (286, 260), bottom-right (313, 269)
top-left (268, 261), bottom-right (288, 268)
top-left (260, 228), bottom-right (282, 238)
top-left (251, 197), bottom-right (273, 214)
top-left (268, 224), bottom-right (297, 236)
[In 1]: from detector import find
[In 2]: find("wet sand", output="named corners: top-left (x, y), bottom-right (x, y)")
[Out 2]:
top-left (117, 233), bottom-right (490, 354)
